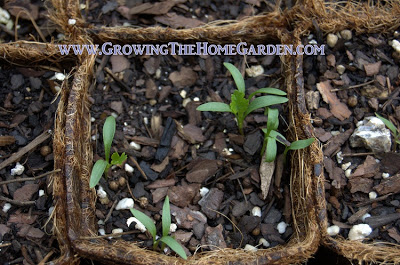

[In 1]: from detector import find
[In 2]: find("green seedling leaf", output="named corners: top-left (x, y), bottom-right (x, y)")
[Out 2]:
top-left (265, 137), bottom-right (277, 162)
top-left (287, 138), bottom-right (315, 150)
top-left (268, 130), bottom-right (290, 146)
top-left (196, 102), bottom-right (232, 112)
top-left (162, 196), bottom-right (171, 237)
top-left (160, 236), bottom-right (187, 260)
top-left (103, 116), bottom-right (116, 162)
top-left (230, 90), bottom-right (249, 115)
top-left (266, 108), bottom-right (279, 133)
top-left (90, 159), bottom-right (108, 188)
top-left (249, 88), bottom-right (287, 100)
top-left (110, 152), bottom-right (128, 165)
top-left (223, 62), bottom-right (245, 93)
top-left (376, 113), bottom-right (398, 135)
top-left (130, 208), bottom-right (157, 241)
top-left (246, 96), bottom-right (288, 116)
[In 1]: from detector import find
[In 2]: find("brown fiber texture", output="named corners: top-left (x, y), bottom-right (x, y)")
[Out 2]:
top-left (2, 0), bottom-right (400, 264)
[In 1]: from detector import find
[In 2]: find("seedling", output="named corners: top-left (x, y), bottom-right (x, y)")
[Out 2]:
top-left (376, 113), bottom-right (400, 150)
top-left (261, 107), bottom-right (315, 162)
top-left (197, 62), bottom-right (288, 135)
top-left (130, 196), bottom-right (187, 260)
top-left (90, 116), bottom-right (127, 188)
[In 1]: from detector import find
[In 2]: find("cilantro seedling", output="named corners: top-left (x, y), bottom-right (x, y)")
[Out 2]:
top-left (90, 116), bottom-right (127, 188)
top-left (197, 62), bottom-right (288, 135)
top-left (130, 196), bottom-right (187, 260)
top-left (376, 113), bottom-right (400, 150)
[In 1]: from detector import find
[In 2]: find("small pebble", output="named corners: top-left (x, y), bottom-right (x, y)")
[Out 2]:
top-left (336, 65), bottom-right (346, 75)
top-left (245, 65), bottom-right (264, 78)
top-left (369, 192), bottom-right (377, 200)
top-left (251, 206), bottom-right (262, 217)
top-left (118, 176), bottom-right (126, 187)
top-left (382, 172), bottom-right (390, 179)
top-left (180, 90), bottom-right (187, 99)
top-left (361, 213), bottom-right (371, 222)
top-left (327, 225), bottom-right (340, 236)
top-left (345, 169), bottom-right (352, 178)
top-left (348, 224), bottom-right (372, 241)
top-left (40, 146), bottom-right (52, 157)
top-left (115, 198), bottom-right (134, 210)
top-left (98, 228), bottom-right (106, 236)
top-left (341, 162), bottom-right (352, 171)
top-left (38, 190), bottom-right (45, 197)
top-left (244, 244), bottom-right (258, 252)
top-left (112, 228), bottom-right (123, 234)
top-left (11, 162), bottom-right (24, 176)
top-left (327, 33), bottom-right (338, 48)
top-left (2, 203), bottom-right (11, 213)
top-left (277, 222), bottom-right (288, 234)
top-left (336, 151), bottom-right (344, 164)
top-left (170, 223), bottom-right (177, 233)
top-left (54, 73), bottom-right (66, 81)
top-left (252, 227), bottom-right (261, 236)
top-left (340, 30), bottom-right (352, 40)
top-left (392, 39), bottom-right (400, 53)
top-left (258, 238), bottom-right (270, 248)
top-left (128, 217), bottom-right (147, 232)
top-left (109, 180), bottom-right (119, 191)
top-left (68, 19), bottom-right (76, 25)
top-left (182, 98), bottom-right (192, 108)
top-left (48, 206), bottom-right (54, 216)
top-left (193, 97), bottom-right (200, 102)
top-left (347, 95), bottom-right (358, 108)
top-left (97, 186), bottom-right (107, 199)
top-left (125, 163), bottom-right (134, 173)
top-left (200, 187), bottom-right (209, 197)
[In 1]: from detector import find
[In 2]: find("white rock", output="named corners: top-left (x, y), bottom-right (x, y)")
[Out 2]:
top-left (369, 191), bottom-right (377, 200)
top-left (199, 187), bottom-right (209, 197)
top-left (382, 172), bottom-right (390, 179)
top-left (129, 141), bottom-right (141, 151)
top-left (345, 169), bottom-right (352, 178)
top-left (336, 151), bottom-right (344, 164)
top-left (251, 206), bottom-right (262, 217)
top-left (98, 228), bottom-right (105, 235)
top-left (327, 225), bottom-right (340, 236)
top-left (336, 65), bottom-right (346, 75)
top-left (309, 39), bottom-right (318, 45)
top-left (124, 163), bottom-right (134, 173)
top-left (6, 20), bottom-right (13, 31)
top-left (128, 217), bottom-right (147, 232)
top-left (340, 30), bottom-right (352, 40)
top-left (327, 33), bottom-right (339, 48)
top-left (170, 223), bottom-right (177, 233)
top-left (38, 190), bottom-right (45, 197)
top-left (348, 224), bottom-right (372, 241)
top-left (90, 117), bottom-right (95, 122)
top-left (48, 206), bottom-right (54, 216)
top-left (11, 162), bottom-right (24, 176)
top-left (331, 131), bottom-right (340, 136)
top-left (244, 244), bottom-right (258, 252)
top-left (180, 90), bottom-right (187, 99)
top-left (54, 73), bottom-right (66, 81)
top-left (350, 117), bottom-right (392, 153)
top-left (98, 220), bottom-right (105, 225)
top-left (115, 198), bottom-right (134, 210)
top-left (2, 203), bottom-right (11, 213)
top-left (155, 68), bottom-right (161, 79)
top-left (277, 222), bottom-right (288, 234)
top-left (112, 228), bottom-right (123, 234)
top-left (392, 39), bottom-right (400, 53)
top-left (143, 117), bottom-right (149, 125)
top-left (0, 7), bottom-right (11, 24)
top-left (258, 238), bottom-right (270, 248)
top-left (68, 18), bottom-right (76, 25)
top-left (97, 186), bottom-right (107, 199)
top-left (341, 162), bottom-right (352, 170)
top-left (361, 213), bottom-right (371, 222)
top-left (193, 97), bottom-right (200, 102)
top-left (246, 65), bottom-right (264, 78)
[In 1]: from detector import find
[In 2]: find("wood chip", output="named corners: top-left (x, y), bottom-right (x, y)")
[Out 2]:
top-left (260, 153), bottom-right (275, 199)
top-left (317, 81), bottom-right (351, 121)
top-left (374, 173), bottom-right (400, 195)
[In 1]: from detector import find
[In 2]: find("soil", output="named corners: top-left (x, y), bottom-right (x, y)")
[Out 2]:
top-left (304, 30), bottom-right (400, 243)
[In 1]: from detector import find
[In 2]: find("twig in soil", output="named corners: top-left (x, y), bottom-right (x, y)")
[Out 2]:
top-left (0, 195), bottom-right (35, 206)
top-left (0, 130), bottom-right (51, 171)
top-left (355, 193), bottom-right (393, 207)
top-left (0, 169), bottom-right (60, 185)
top-left (236, 179), bottom-right (248, 204)
top-left (205, 207), bottom-right (243, 248)
top-left (79, 230), bottom-right (140, 240)
top-left (129, 156), bottom-right (148, 180)
top-left (126, 179), bottom-right (140, 204)
top-left (330, 80), bottom-right (375, 92)
top-left (104, 194), bottom-right (120, 223)
top-left (103, 67), bottom-right (131, 92)
top-left (341, 152), bottom-right (375, 157)
top-left (21, 245), bottom-right (35, 265)
top-left (38, 250), bottom-right (55, 265)
top-left (0, 242), bottom-right (11, 248)
top-left (14, 9), bottom-right (46, 42)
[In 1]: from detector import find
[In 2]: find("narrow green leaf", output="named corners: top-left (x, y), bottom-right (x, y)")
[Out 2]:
top-left (90, 159), bottom-right (108, 188)
top-left (196, 102), bottom-right (232, 112)
top-left (223, 62), bottom-right (245, 94)
top-left (246, 96), bottom-right (288, 116)
top-left (376, 113), bottom-right (398, 135)
top-left (269, 130), bottom-right (290, 146)
top-left (162, 196), bottom-right (171, 237)
top-left (266, 108), bottom-right (279, 132)
top-left (265, 137), bottom-right (277, 162)
top-left (288, 138), bottom-right (315, 150)
top-left (249, 88), bottom-right (287, 100)
top-left (130, 208), bottom-right (157, 241)
top-left (160, 236), bottom-right (187, 260)
top-left (110, 152), bottom-right (128, 165)
top-left (103, 116), bottom-right (116, 162)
